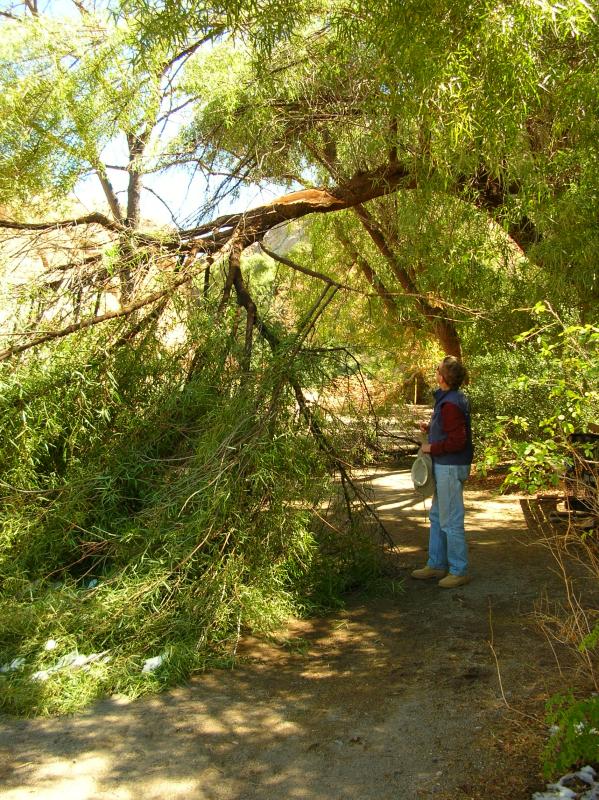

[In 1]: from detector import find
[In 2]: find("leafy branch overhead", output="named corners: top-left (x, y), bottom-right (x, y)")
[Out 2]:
top-left (0, 0), bottom-right (597, 365)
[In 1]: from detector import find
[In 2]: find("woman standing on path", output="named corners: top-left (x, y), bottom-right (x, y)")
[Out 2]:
top-left (411, 356), bottom-right (474, 588)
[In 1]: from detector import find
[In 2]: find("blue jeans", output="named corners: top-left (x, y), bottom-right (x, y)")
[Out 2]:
top-left (427, 463), bottom-right (471, 576)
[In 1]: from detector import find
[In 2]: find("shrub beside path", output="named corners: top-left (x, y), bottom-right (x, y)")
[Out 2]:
top-left (0, 468), bottom-right (572, 800)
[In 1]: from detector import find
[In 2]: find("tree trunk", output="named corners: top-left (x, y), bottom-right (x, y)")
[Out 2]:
top-left (430, 315), bottom-right (462, 359)
top-left (95, 168), bottom-right (123, 223)
top-left (352, 205), bottom-right (463, 357)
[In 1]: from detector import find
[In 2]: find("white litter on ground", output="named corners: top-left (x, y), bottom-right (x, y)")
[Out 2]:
top-left (141, 654), bottom-right (165, 673)
top-left (0, 658), bottom-right (26, 673)
top-left (533, 766), bottom-right (599, 800)
top-left (30, 670), bottom-right (50, 682)
top-left (30, 650), bottom-right (110, 682)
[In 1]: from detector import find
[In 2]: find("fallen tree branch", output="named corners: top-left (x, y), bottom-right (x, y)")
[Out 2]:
top-left (0, 212), bottom-right (126, 234)
top-left (291, 376), bottom-right (395, 548)
top-left (229, 269), bottom-right (395, 547)
top-left (0, 271), bottom-right (199, 362)
top-left (109, 296), bottom-right (170, 351)
top-left (180, 160), bottom-right (415, 252)
top-left (0, 160), bottom-right (414, 362)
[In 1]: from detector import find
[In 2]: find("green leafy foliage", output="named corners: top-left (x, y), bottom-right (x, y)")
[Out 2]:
top-left (0, 0), bottom-right (597, 753)
top-left (0, 316), bottom-right (384, 716)
top-left (0, 16), bottom-right (130, 208)
top-left (473, 303), bottom-right (598, 493)
top-left (544, 692), bottom-right (599, 776)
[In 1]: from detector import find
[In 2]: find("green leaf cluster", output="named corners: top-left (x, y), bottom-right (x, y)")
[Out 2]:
top-left (474, 304), bottom-right (598, 492)
top-left (544, 692), bottom-right (599, 776)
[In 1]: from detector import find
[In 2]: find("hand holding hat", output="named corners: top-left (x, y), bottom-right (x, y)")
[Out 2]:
top-left (411, 443), bottom-right (435, 498)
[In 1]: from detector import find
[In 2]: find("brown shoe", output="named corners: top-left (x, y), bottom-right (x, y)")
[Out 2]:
top-left (411, 566), bottom-right (448, 580)
top-left (438, 573), bottom-right (470, 589)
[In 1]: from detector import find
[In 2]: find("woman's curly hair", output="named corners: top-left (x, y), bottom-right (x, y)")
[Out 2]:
top-left (440, 356), bottom-right (468, 389)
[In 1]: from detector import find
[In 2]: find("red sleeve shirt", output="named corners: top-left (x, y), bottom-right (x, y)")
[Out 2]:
top-left (429, 402), bottom-right (467, 456)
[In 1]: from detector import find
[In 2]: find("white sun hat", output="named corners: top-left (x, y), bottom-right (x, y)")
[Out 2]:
top-left (411, 450), bottom-right (435, 498)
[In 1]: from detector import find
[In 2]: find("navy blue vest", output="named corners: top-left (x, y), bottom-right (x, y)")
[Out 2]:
top-left (428, 388), bottom-right (473, 465)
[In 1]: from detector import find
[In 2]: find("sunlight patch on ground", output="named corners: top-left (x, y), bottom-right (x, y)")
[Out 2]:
top-left (468, 539), bottom-right (506, 546)
top-left (378, 500), bottom-right (422, 511)
top-left (4, 754), bottom-right (125, 800)
top-left (143, 778), bottom-right (201, 800)
top-left (389, 544), bottom-right (422, 553)
top-left (369, 472), bottom-right (413, 491)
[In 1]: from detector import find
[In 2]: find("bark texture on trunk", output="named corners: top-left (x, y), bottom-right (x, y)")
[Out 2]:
top-left (126, 131), bottom-right (150, 229)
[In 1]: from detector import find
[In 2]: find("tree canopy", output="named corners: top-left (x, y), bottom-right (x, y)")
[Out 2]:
top-left (0, 0), bottom-right (596, 361)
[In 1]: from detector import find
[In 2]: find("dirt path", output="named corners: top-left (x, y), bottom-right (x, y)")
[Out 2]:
top-left (0, 468), bottom-right (570, 800)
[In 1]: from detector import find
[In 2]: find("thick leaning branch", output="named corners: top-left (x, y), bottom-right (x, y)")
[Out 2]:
top-left (333, 223), bottom-right (399, 317)
top-left (181, 161), bottom-right (415, 253)
top-left (353, 204), bottom-right (463, 358)
top-left (465, 169), bottom-right (539, 250)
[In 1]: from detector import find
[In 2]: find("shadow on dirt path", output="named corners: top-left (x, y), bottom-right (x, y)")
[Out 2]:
top-left (0, 469), bottom-right (570, 800)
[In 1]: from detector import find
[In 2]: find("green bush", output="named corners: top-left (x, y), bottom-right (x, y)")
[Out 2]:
top-left (468, 344), bottom-right (557, 447)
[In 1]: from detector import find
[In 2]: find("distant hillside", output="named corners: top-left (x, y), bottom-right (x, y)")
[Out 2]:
top-left (262, 219), bottom-right (306, 255)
